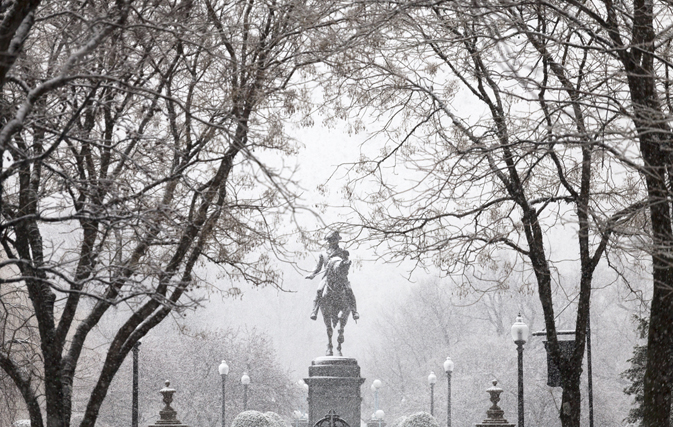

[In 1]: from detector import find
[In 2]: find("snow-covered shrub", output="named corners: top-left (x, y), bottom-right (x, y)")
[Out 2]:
top-left (400, 412), bottom-right (438, 427)
top-left (231, 411), bottom-right (272, 427)
top-left (265, 411), bottom-right (290, 427)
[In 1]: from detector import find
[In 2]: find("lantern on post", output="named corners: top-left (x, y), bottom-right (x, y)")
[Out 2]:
top-left (511, 314), bottom-right (529, 427)
top-left (443, 357), bottom-right (454, 427)
top-left (218, 360), bottom-right (229, 427)
top-left (241, 372), bottom-right (250, 410)
top-left (428, 371), bottom-right (437, 416)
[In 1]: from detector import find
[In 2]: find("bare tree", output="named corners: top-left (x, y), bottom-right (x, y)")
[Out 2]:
top-left (0, 1), bottom-right (345, 427)
top-left (483, 2), bottom-right (673, 426)
top-left (98, 323), bottom-right (300, 427)
top-left (318, 2), bottom-right (648, 426)
top-left (0, 0), bottom-right (43, 89)
top-left (363, 276), bottom-right (562, 426)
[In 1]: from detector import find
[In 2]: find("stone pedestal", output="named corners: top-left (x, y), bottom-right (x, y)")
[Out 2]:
top-left (148, 381), bottom-right (189, 427)
top-left (475, 381), bottom-right (515, 427)
top-left (305, 357), bottom-right (365, 427)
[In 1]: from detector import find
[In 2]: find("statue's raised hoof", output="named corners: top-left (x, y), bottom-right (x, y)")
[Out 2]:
top-left (310, 314), bottom-right (317, 321)
top-left (353, 312), bottom-right (359, 320)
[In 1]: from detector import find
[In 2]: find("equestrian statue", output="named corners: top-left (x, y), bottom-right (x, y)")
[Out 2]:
top-left (305, 231), bottom-right (359, 356)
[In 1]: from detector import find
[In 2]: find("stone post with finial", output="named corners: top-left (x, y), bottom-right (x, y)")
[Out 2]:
top-left (148, 380), bottom-right (189, 427)
top-left (475, 380), bottom-right (515, 427)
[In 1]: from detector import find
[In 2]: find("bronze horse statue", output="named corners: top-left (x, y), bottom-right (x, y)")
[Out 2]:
top-left (319, 257), bottom-right (354, 356)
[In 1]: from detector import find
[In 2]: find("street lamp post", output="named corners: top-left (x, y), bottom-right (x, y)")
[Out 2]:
top-left (241, 372), bottom-right (250, 411)
top-left (372, 379), bottom-right (382, 427)
top-left (297, 379), bottom-right (309, 417)
top-left (443, 357), bottom-right (454, 427)
top-left (375, 410), bottom-right (385, 427)
top-left (428, 371), bottom-right (437, 416)
top-left (302, 381), bottom-right (309, 415)
top-left (511, 314), bottom-right (529, 427)
top-left (372, 379), bottom-right (382, 412)
top-left (132, 341), bottom-right (141, 427)
top-left (218, 360), bottom-right (229, 427)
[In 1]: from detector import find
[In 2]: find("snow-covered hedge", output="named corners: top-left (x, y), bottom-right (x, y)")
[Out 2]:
top-left (232, 411), bottom-right (272, 427)
top-left (231, 410), bottom-right (290, 427)
top-left (400, 412), bottom-right (438, 427)
top-left (265, 411), bottom-right (290, 427)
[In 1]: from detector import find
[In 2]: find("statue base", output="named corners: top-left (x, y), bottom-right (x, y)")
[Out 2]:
top-left (305, 357), bottom-right (365, 427)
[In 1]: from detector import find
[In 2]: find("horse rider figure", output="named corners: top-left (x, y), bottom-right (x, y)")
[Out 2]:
top-left (305, 231), bottom-right (359, 321)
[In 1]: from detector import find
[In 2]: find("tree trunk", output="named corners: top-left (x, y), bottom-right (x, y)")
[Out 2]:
top-left (522, 206), bottom-right (584, 427)
top-left (0, 0), bottom-right (42, 89)
top-left (621, 2), bottom-right (673, 424)
top-left (559, 373), bottom-right (582, 427)
top-left (643, 271), bottom-right (673, 427)
top-left (639, 139), bottom-right (673, 427)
